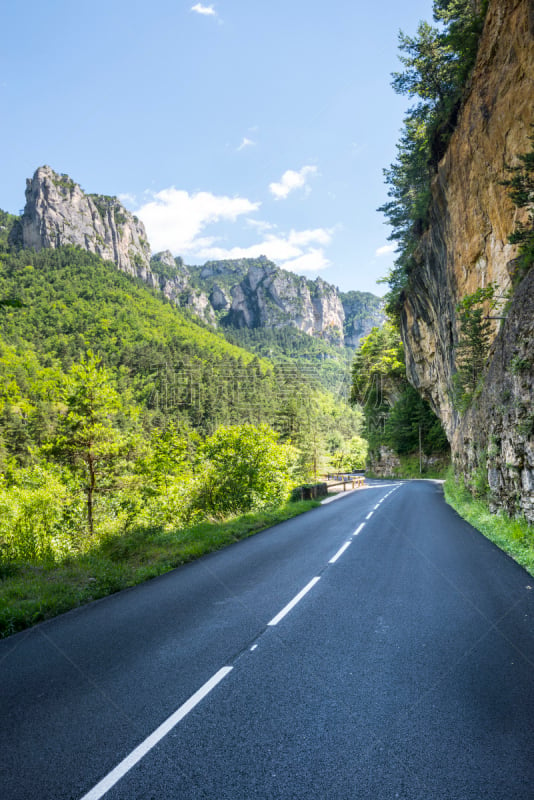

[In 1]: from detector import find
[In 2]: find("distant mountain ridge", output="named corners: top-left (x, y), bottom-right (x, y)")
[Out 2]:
top-left (8, 165), bottom-right (384, 347)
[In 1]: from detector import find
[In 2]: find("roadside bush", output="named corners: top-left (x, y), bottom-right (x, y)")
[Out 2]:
top-left (0, 466), bottom-right (73, 562)
top-left (195, 424), bottom-right (297, 516)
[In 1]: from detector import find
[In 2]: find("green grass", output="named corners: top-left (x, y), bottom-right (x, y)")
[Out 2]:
top-left (0, 499), bottom-right (319, 638)
top-left (444, 468), bottom-right (534, 576)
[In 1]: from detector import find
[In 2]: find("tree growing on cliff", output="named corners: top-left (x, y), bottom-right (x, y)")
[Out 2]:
top-left (351, 323), bottom-right (449, 461)
top-left (503, 129), bottom-right (534, 284)
top-left (453, 291), bottom-right (492, 409)
top-left (379, 0), bottom-right (488, 316)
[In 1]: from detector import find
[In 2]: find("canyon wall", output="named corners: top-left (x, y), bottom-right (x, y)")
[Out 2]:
top-left (400, 0), bottom-right (534, 519)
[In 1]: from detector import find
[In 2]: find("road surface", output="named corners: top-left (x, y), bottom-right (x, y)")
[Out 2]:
top-left (1, 480), bottom-right (533, 799)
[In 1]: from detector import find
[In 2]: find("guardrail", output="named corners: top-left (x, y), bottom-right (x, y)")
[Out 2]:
top-left (326, 475), bottom-right (365, 491)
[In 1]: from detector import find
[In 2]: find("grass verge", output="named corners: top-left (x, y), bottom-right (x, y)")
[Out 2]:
top-left (0, 499), bottom-right (319, 639)
top-left (444, 469), bottom-right (534, 576)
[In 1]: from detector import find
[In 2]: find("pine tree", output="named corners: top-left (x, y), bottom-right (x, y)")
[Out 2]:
top-left (454, 305), bottom-right (491, 405)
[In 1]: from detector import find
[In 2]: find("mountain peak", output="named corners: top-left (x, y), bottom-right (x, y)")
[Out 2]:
top-left (21, 166), bottom-right (152, 280)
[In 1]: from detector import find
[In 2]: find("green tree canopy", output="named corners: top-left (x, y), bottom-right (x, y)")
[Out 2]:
top-left (49, 352), bottom-right (135, 534)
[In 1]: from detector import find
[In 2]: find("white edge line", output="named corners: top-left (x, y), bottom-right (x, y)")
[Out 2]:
top-left (329, 541), bottom-right (352, 564)
top-left (354, 523), bottom-right (365, 536)
top-left (268, 577), bottom-right (321, 626)
top-left (79, 666), bottom-right (233, 800)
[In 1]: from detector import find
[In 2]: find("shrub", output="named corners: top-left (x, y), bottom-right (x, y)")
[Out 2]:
top-left (195, 424), bottom-right (297, 516)
top-left (0, 466), bottom-right (72, 562)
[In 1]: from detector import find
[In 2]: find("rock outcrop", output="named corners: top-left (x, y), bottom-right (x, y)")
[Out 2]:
top-left (224, 260), bottom-right (345, 344)
top-left (22, 166), bottom-right (153, 281)
top-left (400, 0), bottom-right (534, 520)
top-left (456, 268), bottom-right (534, 520)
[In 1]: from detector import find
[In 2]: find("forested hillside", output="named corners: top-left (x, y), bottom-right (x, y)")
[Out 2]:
top-left (0, 245), bottom-right (366, 575)
top-left (350, 323), bottom-right (449, 476)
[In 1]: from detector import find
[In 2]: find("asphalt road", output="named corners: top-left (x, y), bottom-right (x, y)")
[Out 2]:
top-left (1, 480), bottom-right (534, 799)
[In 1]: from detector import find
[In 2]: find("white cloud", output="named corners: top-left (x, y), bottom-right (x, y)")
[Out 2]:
top-left (375, 243), bottom-right (396, 257)
top-left (269, 165), bottom-right (318, 200)
top-left (130, 183), bottom-right (334, 276)
top-left (117, 192), bottom-right (137, 206)
top-left (282, 249), bottom-right (331, 273)
top-left (195, 227), bottom-right (333, 273)
top-left (191, 3), bottom-right (217, 16)
top-left (237, 137), bottom-right (255, 151)
top-left (246, 218), bottom-right (276, 232)
top-left (135, 187), bottom-right (260, 254)
top-left (287, 228), bottom-right (332, 247)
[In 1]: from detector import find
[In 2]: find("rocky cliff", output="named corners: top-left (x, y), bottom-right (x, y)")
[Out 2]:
top-left (400, 0), bottom-right (534, 520)
top-left (21, 166), bottom-right (153, 281)
top-left (153, 255), bottom-right (383, 346)
top-left (17, 166), bottom-right (383, 347)
top-left (220, 258), bottom-right (346, 344)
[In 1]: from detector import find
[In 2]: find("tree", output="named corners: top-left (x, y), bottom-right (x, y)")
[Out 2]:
top-left (434, 0), bottom-right (487, 86)
top-left (350, 323), bottom-right (405, 410)
top-left (503, 129), bottom-right (534, 284)
top-left (384, 384), bottom-right (448, 455)
top-left (380, 0), bottom-right (488, 315)
top-left (351, 322), bottom-right (449, 460)
top-left (454, 294), bottom-right (492, 408)
top-left (392, 21), bottom-right (456, 107)
top-left (49, 352), bottom-right (131, 534)
top-left (138, 422), bottom-right (195, 493)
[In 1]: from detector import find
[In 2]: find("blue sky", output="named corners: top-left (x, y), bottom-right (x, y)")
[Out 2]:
top-left (1, 0), bottom-right (434, 295)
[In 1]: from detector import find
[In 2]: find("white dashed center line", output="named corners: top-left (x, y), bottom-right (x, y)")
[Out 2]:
top-left (267, 577), bottom-right (321, 627)
top-left (329, 541), bottom-right (352, 564)
top-left (80, 667), bottom-right (233, 800)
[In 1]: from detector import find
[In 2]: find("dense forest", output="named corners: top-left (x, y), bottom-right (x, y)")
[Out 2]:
top-left (350, 322), bottom-right (449, 469)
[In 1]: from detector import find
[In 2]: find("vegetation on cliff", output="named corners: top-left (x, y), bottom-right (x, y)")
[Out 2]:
top-left (379, 0), bottom-right (489, 316)
top-left (503, 128), bottom-right (534, 285)
top-left (381, 0), bottom-right (533, 529)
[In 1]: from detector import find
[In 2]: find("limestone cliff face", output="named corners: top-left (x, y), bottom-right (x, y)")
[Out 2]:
top-left (400, 0), bottom-right (534, 520)
top-left (225, 260), bottom-right (345, 344)
top-left (457, 268), bottom-right (534, 520)
top-left (150, 252), bottom-right (216, 325)
top-left (22, 166), bottom-right (153, 281)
